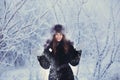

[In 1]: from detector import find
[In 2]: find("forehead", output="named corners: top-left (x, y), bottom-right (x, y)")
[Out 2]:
top-left (55, 32), bottom-right (63, 35)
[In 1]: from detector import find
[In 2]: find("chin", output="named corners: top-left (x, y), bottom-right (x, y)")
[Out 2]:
top-left (57, 40), bottom-right (61, 42)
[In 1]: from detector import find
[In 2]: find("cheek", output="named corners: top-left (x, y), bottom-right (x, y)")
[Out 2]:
top-left (55, 35), bottom-right (58, 39)
top-left (55, 35), bottom-right (62, 41)
top-left (60, 36), bottom-right (63, 39)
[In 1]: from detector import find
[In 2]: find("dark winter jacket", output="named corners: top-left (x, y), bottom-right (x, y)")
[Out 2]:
top-left (37, 40), bottom-right (82, 80)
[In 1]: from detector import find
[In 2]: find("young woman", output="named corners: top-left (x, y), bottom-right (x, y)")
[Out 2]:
top-left (37, 24), bottom-right (82, 80)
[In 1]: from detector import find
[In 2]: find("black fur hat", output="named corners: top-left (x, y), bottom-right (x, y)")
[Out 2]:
top-left (51, 24), bottom-right (64, 33)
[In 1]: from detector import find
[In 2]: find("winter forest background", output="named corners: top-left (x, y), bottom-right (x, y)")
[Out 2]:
top-left (0, 0), bottom-right (120, 80)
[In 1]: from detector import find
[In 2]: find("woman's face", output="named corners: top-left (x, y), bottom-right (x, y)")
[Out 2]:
top-left (55, 33), bottom-right (63, 42)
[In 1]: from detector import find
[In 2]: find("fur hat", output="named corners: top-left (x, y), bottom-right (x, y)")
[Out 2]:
top-left (51, 24), bottom-right (64, 33)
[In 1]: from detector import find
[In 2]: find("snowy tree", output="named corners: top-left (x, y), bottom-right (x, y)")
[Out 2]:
top-left (0, 0), bottom-right (120, 80)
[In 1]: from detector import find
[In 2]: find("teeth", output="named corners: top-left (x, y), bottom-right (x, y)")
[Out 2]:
top-left (49, 48), bottom-right (52, 52)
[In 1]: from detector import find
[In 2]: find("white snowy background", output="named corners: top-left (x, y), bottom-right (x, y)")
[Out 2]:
top-left (0, 0), bottom-right (120, 80)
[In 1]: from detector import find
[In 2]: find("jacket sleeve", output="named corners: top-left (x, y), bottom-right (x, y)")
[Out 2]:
top-left (37, 48), bottom-right (51, 69)
top-left (69, 44), bottom-right (82, 66)
top-left (37, 55), bottom-right (50, 69)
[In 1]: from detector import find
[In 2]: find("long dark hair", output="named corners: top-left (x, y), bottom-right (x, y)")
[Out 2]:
top-left (44, 24), bottom-right (70, 54)
top-left (52, 33), bottom-right (69, 54)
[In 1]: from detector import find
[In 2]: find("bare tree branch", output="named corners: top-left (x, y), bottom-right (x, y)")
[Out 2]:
top-left (101, 41), bottom-right (120, 78)
top-left (101, 22), bottom-right (111, 60)
top-left (7, 21), bottom-right (20, 34)
top-left (3, 0), bottom-right (27, 30)
top-left (53, 7), bottom-right (59, 23)
top-left (100, 1), bottom-right (120, 79)
top-left (112, 40), bottom-right (120, 62)
top-left (0, 61), bottom-right (14, 66)
top-left (91, 24), bottom-right (101, 79)
top-left (91, 25), bottom-right (100, 55)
